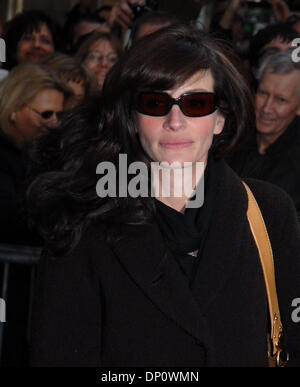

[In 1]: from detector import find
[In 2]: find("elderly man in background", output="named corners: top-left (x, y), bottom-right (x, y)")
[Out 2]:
top-left (228, 50), bottom-right (300, 218)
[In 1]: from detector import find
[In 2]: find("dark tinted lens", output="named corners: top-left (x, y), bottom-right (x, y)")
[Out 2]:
top-left (40, 111), bottom-right (55, 120)
top-left (137, 93), bottom-right (169, 116)
top-left (181, 93), bottom-right (215, 117)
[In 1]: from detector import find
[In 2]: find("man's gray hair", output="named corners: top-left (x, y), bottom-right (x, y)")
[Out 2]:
top-left (257, 49), bottom-right (300, 80)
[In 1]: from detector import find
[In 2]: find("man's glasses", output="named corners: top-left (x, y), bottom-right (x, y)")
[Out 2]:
top-left (27, 106), bottom-right (61, 120)
top-left (135, 91), bottom-right (217, 118)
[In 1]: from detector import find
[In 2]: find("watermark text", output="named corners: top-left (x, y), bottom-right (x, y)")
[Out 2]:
top-left (291, 298), bottom-right (300, 323)
top-left (96, 154), bottom-right (205, 208)
top-left (292, 38), bottom-right (300, 63)
top-left (0, 38), bottom-right (6, 63)
top-left (0, 298), bottom-right (6, 322)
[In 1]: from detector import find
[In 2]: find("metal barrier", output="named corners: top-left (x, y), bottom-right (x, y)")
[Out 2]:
top-left (0, 243), bottom-right (42, 365)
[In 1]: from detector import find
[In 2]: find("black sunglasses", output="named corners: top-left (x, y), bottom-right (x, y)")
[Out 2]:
top-left (28, 106), bottom-right (61, 120)
top-left (135, 91), bottom-right (217, 117)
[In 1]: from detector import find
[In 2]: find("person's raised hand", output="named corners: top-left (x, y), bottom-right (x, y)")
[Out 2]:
top-left (267, 0), bottom-right (290, 23)
top-left (108, 0), bottom-right (145, 31)
top-left (219, 0), bottom-right (247, 30)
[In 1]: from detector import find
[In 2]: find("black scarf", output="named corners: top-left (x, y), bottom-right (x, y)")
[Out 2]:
top-left (155, 156), bottom-right (219, 286)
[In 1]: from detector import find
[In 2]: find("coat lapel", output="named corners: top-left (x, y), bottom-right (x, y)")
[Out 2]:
top-left (190, 162), bottom-right (250, 312)
top-left (111, 222), bottom-right (212, 346)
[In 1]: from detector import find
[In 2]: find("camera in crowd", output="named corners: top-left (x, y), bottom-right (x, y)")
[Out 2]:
top-left (129, 0), bottom-right (159, 20)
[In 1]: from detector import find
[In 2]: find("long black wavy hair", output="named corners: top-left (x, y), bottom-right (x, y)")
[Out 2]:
top-left (27, 24), bottom-right (255, 255)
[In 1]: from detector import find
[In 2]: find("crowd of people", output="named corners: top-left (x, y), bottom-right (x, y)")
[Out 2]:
top-left (0, 0), bottom-right (300, 367)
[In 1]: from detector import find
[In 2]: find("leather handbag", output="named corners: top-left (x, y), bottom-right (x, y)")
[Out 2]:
top-left (243, 182), bottom-right (289, 367)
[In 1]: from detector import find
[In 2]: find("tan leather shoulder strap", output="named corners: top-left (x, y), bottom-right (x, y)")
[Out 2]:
top-left (242, 182), bottom-right (285, 365)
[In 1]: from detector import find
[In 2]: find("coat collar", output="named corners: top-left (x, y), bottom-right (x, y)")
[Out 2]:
top-left (110, 161), bottom-right (249, 357)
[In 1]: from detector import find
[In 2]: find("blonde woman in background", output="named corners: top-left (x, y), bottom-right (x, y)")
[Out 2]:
top-left (0, 63), bottom-right (69, 243)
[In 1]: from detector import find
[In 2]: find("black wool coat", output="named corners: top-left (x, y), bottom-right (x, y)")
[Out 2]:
top-left (0, 133), bottom-right (41, 245)
top-left (0, 133), bottom-right (27, 244)
top-left (29, 162), bottom-right (300, 367)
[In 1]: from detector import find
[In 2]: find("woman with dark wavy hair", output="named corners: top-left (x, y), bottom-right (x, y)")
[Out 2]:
top-left (28, 24), bottom-right (300, 367)
top-left (3, 10), bottom-right (63, 70)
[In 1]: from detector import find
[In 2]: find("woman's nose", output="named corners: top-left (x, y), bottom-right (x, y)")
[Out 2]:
top-left (98, 57), bottom-right (110, 67)
top-left (33, 37), bottom-right (41, 48)
top-left (163, 104), bottom-right (186, 131)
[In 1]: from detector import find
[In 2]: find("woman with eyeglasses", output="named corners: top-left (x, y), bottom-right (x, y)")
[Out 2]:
top-left (75, 31), bottom-right (122, 89)
top-left (0, 64), bottom-right (69, 150)
top-left (28, 25), bottom-right (300, 367)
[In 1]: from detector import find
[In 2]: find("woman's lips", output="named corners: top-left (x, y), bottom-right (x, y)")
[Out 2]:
top-left (26, 51), bottom-right (45, 60)
top-left (159, 141), bottom-right (193, 149)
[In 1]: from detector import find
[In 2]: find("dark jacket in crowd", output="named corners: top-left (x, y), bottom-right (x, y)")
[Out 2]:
top-left (0, 133), bottom-right (40, 245)
top-left (227, 118), bottom-right (300, 217)
top-left (29, 161), bottom-right (300, 367)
